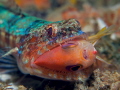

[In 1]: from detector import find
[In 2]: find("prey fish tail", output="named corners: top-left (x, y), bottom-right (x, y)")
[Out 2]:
top-left (0, 0), bottom-right (116, 81)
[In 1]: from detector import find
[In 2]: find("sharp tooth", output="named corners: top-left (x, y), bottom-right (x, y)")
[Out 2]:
top-left (53, 74), bottom-right (57, 78)
top-left (34, 69), bottom-right (42, 74)
top-left (48, 73), bottom-right (52, 77)
top-left (66, 76), bottom-right (71, 80)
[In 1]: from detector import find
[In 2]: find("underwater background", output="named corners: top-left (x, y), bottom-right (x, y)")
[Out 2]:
top-left (0, 0), bottom-right (120, 90)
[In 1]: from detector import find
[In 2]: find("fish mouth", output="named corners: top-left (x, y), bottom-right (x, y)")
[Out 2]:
top-left (31, 34), bottom-right (88, 81)
top-left (31, 63), bottom-right (88, 81)
top-left (44, 33), bottom-right (88, 51)
top-left (59, 33), bottom-right (87, 44)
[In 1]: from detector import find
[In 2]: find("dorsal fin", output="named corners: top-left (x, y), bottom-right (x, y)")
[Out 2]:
top-left (0, 0), bottom-right (22, 15)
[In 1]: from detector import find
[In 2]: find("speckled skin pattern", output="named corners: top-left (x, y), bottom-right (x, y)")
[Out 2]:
top-left (0, 6), bottom-right (53, 47)
top-left (0, 5), bottom-right (91, 81)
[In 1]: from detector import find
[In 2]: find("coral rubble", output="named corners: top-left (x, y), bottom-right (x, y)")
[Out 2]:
top-left (75, 69), bottom-right (120, 90)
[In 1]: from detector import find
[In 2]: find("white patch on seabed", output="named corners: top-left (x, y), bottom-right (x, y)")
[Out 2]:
top-left (0, 74), bottom-right (12, 82)
top-left (96, 18), bottom-right (107, 30)
top-left (110, 33), bottom-right (117, 40)
top-left (5, 83), bottom-right (18, 90)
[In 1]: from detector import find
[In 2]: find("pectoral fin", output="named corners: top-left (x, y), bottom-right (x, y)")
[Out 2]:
top-left (1, 47), bottom-right (18, 58)
top-left (94, 56), bottom-right (117, 71)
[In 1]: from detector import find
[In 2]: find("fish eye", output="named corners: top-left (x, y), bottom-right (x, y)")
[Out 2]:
top-left (47, 25), bottom-right (58, 38)
top-left (66, 64), bottom-right (83, 71)
top-left (47, 26), bottom-right (52, 37)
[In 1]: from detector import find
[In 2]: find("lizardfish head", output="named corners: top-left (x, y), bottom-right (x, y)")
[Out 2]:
top-left (20, 19), bottom-right (97, 81)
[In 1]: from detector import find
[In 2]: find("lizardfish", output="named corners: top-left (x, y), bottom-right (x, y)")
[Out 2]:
top-left (0, 0), bottom-right (115, 81)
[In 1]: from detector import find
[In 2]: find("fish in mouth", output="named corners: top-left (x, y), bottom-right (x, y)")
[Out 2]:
top-left (17, 19), bottom-right (114, 81)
